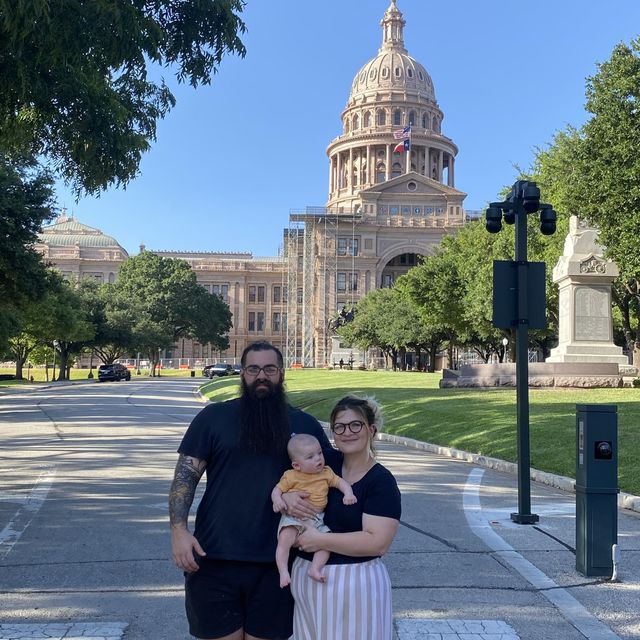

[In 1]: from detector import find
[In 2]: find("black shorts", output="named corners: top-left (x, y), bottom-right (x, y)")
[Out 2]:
top-left (184, 558), bottom-right (293, 639)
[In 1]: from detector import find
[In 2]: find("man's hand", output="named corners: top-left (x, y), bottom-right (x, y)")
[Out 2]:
top-left (281, 491), bottom-right (318, 519)
top-left (171, 525), bottom-right (206, 572)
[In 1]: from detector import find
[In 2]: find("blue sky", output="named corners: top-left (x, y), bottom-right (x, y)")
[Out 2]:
top-left (54, 1), bottom-right (640, 257)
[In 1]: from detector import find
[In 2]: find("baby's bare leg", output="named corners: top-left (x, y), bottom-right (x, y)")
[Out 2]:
top-left (275, 526), bottom-right (299, 588)
top-left (308, 549), bottom-right (330, 583)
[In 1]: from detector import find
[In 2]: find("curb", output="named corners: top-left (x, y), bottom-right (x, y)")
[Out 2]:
top-left (376, 431), bottom-right (640, 515)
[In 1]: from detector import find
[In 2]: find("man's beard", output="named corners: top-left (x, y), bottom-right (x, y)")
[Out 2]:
top-left (238, 377), bottom-right (290, 456)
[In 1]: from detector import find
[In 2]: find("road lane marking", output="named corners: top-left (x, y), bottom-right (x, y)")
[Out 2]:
top-left (463, 468), bottom-right (621, 640)
top-left (0, 467), bottom-right (56, 560)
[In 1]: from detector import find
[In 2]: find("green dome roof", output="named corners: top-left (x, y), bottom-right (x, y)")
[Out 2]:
top-left (39, 218), bottom-right (124, 250)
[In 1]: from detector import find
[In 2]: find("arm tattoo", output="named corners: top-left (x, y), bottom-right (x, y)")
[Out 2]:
top-left (169, 454), bottom-right (207, 526)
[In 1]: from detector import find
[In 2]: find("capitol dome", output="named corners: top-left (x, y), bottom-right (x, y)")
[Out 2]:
top-left (326, 0), bottom-right (460, 212)
top-left (348, 0), bottom-right (436, 105)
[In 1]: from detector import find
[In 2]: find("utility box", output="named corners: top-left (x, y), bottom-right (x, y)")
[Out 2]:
top-left (575, 404), bottom-right (618, 577)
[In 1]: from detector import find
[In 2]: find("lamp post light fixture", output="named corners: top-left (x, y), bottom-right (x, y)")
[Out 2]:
top-left (486, 180), bottom-right (556, 525)
top-left (502, 337), bottom-right (509, 363)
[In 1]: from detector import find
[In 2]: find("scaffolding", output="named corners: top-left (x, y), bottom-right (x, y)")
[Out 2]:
top-left (285, 208), bottom-right (362, 368)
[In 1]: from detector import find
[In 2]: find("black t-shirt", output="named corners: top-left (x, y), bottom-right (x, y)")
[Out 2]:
top-left (177, 398), bottom-right (338, 562)
top-left (298, 461), bottom-right (402, 565)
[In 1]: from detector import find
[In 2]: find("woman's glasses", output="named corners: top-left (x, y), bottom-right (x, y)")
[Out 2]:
top-left (331, 420), bottom-right (366, 435)
top-left (242, 365), bottom-right (281, 377)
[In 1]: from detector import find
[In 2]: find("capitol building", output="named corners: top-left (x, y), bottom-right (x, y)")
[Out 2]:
top-left (37, 1), bottom-right (467, 368)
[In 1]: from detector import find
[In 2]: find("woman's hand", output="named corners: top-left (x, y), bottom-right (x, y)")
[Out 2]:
top-left (297, 526), bottom-right (326, 553)
top-left (281, 491), bottom-right (318, 519)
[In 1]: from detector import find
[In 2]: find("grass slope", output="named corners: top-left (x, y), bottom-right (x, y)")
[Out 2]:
top-left (202, 370), bottom-right (640, 496)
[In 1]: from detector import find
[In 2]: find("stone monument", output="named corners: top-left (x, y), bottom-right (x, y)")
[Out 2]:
top-left (546, 216), bottom-right (628, 365)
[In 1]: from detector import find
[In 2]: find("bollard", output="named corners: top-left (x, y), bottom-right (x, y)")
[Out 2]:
top-left (575, 404), bottom-right (618, 577)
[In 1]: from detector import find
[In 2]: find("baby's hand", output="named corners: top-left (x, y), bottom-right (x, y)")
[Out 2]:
top-left (273, 497), bottom-right (287, 513)
top-left (343, 494), bottom-right (357, 505)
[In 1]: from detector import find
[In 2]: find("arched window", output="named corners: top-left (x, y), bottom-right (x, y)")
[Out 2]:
top-left (361, 162), bottom-right (368, 184)
top-left (382, 67), bottom-right (389, 79)
top-left (353, 114), bottom-right (359, 130)
top-left (394, 67), bottom-right (401, 77)
top-left (364, 111), bottom-right (371, 128)
top-left (432, 115), bottom-right (438, 132)
top-left (377, 109), bottom-right (386, 126)
top-left (393, 109), bottom-right (401, 126)
top-left (422, 113), bottom-right (428, 129)
top-left (376, 162), bottom-right (386, 183)
top-left (408, 111), bottom-right (416, 126)
top-left (407, 68), bottom-right (413, 78)
top-left (392, 162), bottom-right (401, 178)
top-left (345, 118), bottom-right (350, 134)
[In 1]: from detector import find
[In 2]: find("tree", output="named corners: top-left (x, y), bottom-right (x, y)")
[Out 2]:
top-left (114, 252), bottom-right (232, 375)
top-left (0, 153), bottom-right (55, 349)
top-left (566, 38), bottom-right (640, 363)
top-left (6, 270), bottom-right (66, 378)
top-left (0, 1), bottom-right (246, 194)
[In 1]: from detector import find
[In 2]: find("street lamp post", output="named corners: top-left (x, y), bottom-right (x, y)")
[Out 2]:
top-left (486, 180), bottom-right (556, 525)
top-left (502, 337), bottom-right (509, 363)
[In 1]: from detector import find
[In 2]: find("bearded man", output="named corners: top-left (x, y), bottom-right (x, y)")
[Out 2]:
top-left (169, 341), bottom-right (336, 640)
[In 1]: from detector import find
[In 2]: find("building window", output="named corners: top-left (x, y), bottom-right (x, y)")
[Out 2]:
top-left (364, 238), bottom-right (373, 250)
top-left (257, 312), bottom-right (265, 332)
top-left (212, 284), bottom-right (229, 302)
top-left (273, 285), bottom-right (281, 304)
top-left (364, 111), bottom-right (371, 127)
top-left (353, 114), bottom-right (359, 130)
top-left (248, 285), bottom-right (256, 303)
top-left (257, 285), bottom-right (265, 303)
top-left (297, 288), bottom-right (303, 304)
top-left (377, 109), bottom-right (386, 126)
top-left (348, 273), bottom-right (358, 292)
top-left (337, 273), bottom-right (347, 293)
top-left (382, 274), bottom-right (394, 288)
top-left (392, 162), bottom-right (401, 178)
top-left (376, 163), bottom-right (385, 183)
top-left (393, 109), bottom-right (401, 126)
top-left (283, 286), bottom-right (288, 303)
top-left (273, 312), bottom-right (282, 332)
top-left (408, 111), bottom-right (416, 126)
top-left (248, 312), bottom-right (256, 331)
top-left (422, 113), bottom-right (428, 129)
top-left (337, 237), bottom-right (359, 256)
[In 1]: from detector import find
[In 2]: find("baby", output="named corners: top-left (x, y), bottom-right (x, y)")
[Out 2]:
top-left (272, 433), bottom-right (356, 587)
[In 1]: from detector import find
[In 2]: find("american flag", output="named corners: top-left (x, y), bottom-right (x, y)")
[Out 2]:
top-left (393, 126), bottom-right (411, 140)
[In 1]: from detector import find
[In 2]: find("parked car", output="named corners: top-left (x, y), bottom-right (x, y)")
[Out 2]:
top-left (206, 363), bottom-right (234, 378)
top-left (231, 364), bottom-right (242, 375)
top-left (98, 363), bottom-right (131, 382)
top-left (202, 364), bottom-right (216, 377)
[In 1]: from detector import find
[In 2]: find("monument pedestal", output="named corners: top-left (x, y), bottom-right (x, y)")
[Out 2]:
top-left (546, 217), bottom-right (627, 367)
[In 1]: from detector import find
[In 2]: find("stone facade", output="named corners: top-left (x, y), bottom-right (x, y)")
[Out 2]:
top-left (36, 1), bottom-right (467, 366)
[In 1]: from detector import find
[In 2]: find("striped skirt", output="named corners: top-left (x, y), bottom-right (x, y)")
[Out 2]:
top-left (290, 556), bottom-right (393, 640)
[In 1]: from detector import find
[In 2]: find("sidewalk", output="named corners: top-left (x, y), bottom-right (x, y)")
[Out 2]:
top-left (376, 437), bottom-right (640, 640)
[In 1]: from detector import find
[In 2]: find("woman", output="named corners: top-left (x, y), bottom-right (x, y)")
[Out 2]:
top-left (290, 395), bottom-right (401, 640)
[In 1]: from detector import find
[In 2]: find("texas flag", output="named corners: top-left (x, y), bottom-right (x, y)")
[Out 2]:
top-left (394, 138), bottom-right (410, 153)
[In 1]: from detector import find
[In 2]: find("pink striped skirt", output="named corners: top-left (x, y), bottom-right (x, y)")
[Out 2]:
top-left (290, 556), bottom-right (393, 640)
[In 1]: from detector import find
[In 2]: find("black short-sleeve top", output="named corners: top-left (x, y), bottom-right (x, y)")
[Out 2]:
top-left (299, 461), bottom-right (401, 565)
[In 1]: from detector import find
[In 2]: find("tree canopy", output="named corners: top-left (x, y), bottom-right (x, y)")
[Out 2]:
top-left (0, 0), bottom-right (246, 194)
top-left (0, 152), bottom-right (55, 348)
top-left (114, 252), bottom-right (232, 374)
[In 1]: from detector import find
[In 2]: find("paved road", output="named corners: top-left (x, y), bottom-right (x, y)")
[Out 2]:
top-left (0, 379), bottom-right (638, 640)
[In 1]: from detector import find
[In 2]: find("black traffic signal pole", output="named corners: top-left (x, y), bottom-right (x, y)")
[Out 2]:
top-left (513, 202), bottom-right (537, 524)
top-left (486, 180), bottom-right (556, 525)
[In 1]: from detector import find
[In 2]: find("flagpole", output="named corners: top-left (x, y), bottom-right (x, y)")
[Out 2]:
top-left (405, 127), bottom-right (411, 174)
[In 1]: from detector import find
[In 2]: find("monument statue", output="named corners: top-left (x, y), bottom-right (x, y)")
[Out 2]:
top-left (546, 216), bottom-right (628, 365)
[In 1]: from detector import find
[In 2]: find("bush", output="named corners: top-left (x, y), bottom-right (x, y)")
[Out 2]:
top-left (632, 378), bottom-right (640, 388)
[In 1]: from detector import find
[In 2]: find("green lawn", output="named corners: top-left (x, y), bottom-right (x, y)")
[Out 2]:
top-left (0, 366), bottom-right (197, 384)
top-left (201, 370), bottom-right (640, 496)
